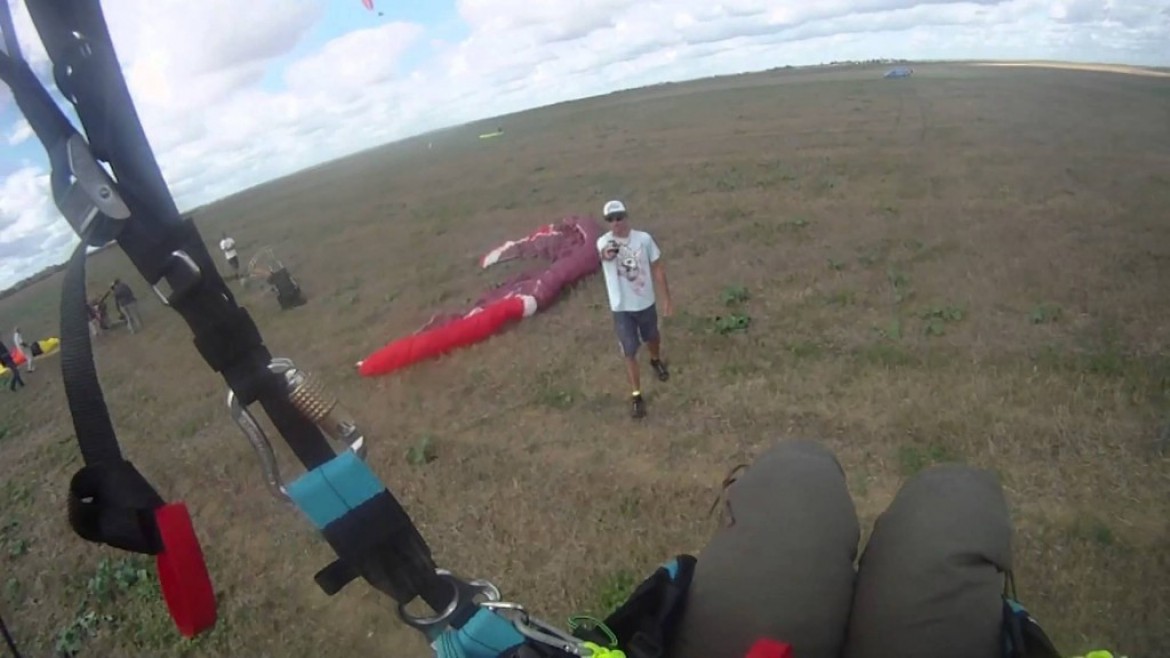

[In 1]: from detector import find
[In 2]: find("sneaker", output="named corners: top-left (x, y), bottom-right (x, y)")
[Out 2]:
top-left (631, 393), bottom-right (646, 419)
top-left (651, 358), bottom-right (670, 382)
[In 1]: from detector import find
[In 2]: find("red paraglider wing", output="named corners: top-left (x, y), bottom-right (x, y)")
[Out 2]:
top-left (358, 296), bottom-right (527, 377)
top-left (362, 0), bottom-right (375, 10)
top-left (358, 215), bottom-right (603, 378)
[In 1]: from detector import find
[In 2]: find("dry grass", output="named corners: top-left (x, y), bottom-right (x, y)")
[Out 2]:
top-left (1, 61), bottom-right (1168, 657)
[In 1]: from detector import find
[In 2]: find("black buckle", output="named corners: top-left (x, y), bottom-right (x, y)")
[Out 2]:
top-left (152, 251), bottom-right (202, 306)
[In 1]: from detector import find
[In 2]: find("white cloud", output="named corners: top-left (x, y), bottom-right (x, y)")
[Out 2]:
top-left (1, 0), bottom-right (1168, 289)
top-left (0, 165), bottom-right (76, 284)
top-left (5, 118), bottom-right (30, 145)
top-left (284, 22), bottom-right (425, 97)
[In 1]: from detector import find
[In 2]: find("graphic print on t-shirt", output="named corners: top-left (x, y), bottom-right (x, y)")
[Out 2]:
top-left (618, 243), bottom-right (646, 292)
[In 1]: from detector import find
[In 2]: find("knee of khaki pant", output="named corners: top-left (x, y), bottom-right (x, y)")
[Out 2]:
top-left (844, 463), bottom-right (1013, 658)
top-left (672, 439), bottom-right (860, 658)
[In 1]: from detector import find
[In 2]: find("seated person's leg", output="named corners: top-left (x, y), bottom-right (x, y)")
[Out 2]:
top-left (672, 440), bottom-right (860, 658)
top-left (843, 463), bottom-right (1013, 658)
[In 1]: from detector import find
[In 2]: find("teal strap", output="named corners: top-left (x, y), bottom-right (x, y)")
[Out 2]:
top-left (286, 450), bottom-right (384, 529)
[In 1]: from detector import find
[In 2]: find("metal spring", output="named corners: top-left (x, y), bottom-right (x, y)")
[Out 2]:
top-left (287, 370), bottom-right (336, 425)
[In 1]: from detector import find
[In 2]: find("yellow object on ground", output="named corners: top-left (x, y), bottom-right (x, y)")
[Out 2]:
top-left (1, 336), bottom-right (60, 377)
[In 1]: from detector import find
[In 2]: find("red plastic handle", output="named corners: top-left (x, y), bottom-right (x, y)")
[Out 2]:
top-left (745, 638), bottom-right (794, 658)
top-left (154, 502), bottom-right (217, 637)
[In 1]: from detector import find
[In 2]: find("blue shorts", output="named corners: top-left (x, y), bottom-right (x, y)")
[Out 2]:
top-left (613, 304), bottom-right (660, 358)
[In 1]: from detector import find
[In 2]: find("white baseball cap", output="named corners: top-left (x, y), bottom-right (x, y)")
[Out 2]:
top-left (603, 199), bottom-right (627, 218)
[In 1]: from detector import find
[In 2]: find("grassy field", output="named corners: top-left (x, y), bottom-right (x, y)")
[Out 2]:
top-left (1, 61), bottom-right (1168, 657)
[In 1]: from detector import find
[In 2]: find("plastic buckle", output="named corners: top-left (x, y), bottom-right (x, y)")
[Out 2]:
top-left (153, 502), bottom-right (217, 637)
top-left (55, 133), bottom-right (130, 245)
top-left (152, 250), bottom-right (202, 306)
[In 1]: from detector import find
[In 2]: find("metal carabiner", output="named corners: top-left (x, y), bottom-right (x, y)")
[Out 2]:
top-left (226, 356), bottom-right (367, 501)
top-left (480, 601), bottom-right (593, 656)
top-left (227, 389), bottom-right (289, 502)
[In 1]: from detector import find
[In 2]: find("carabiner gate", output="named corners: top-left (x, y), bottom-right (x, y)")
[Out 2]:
top-left (227, 357), bottom-right (367, 501)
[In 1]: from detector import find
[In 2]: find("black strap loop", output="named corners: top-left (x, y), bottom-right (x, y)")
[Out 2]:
top-left (68, 461), bottom-right (164, 554)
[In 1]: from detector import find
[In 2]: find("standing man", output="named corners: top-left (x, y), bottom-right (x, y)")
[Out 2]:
top-left (111, 278), bottom-right (142, 333)
top-left (597, 199), bottom-right (673, 419)
top-left (12, 327), bottom-right (32, 372)
top-left (219, 231), bottom-right (240, 280)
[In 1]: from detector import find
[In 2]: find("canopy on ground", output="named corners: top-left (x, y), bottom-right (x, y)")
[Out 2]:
top-left (885, 67), bottom-right (914, 79)
top-left (358, 216), bottom-right (603, 377)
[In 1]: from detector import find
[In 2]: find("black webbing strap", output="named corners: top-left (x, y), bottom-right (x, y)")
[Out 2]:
top-left (61, 239), bottom-right (165, 555)
top-left (3, 0), bottom-right (453, 616)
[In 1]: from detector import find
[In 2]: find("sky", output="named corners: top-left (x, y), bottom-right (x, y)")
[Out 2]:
top-left (0, 0), bottom-right (1167, 288)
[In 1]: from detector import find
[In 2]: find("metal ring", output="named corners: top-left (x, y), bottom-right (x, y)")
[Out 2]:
top-left (396, 573), bottom-right (461, 629)
top-left (468, 579), bottom-right (501, 602)
top-left (481, 600), bottom-right (526, 615)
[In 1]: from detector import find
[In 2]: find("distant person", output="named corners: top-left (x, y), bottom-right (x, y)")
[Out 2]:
top-left (219, 232), bottom-right (240, 279)
top-left (88, 301), bottom-right (103, 337)
top-left (12, 327), bottom-right (32, 372)
top-left (596, 199), bottom-right (673, 419)
top-left (0, 339), bottom-right (25, 391)
top-left (111, 278), bottom-right (142, 333)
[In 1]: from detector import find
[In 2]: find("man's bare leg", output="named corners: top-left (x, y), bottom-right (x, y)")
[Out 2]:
top-left (647, 338), bottom-right (669, 381)
top-left (625, 356), bottom-right (646, 418)
top-left (625, 356), bottom-right (642, 393)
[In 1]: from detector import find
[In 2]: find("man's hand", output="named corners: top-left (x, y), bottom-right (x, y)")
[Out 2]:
top-left (660, 297), bottom-right (674, 318)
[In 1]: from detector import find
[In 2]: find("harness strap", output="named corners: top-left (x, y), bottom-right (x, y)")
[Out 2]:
top-left (60, 236), bottom-right (217, 636)
top-left (3, 0), bottom-right (453, 630)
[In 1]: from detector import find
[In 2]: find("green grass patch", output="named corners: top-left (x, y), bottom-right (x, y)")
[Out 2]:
top-left (920, 304), bottom-right (966, 336)
top-left (873, 317), bottom-right (903, 340)
top-left (713, 313), bottom-right (751, 335)
top-left (897, 443), bottom-right (960, 476)
top-left (535, 387), bottom-right (581, 410)
top-left (406, 435), bottom-right (438, 466)
top-left (591, 569), bottom-right (638, 618)
top-left (722, 285), bottom-right (750, 306)
top-left (0, 519), bottom-right (29, 558)
top-left (1067, 513), bottom-right (1116, 547)
top-left (886, 266), bottom-right (911, 304)
top-left (1029, 302), bottom-right (1063, 325)
top-left (54, 555), bottom-right (227, 657)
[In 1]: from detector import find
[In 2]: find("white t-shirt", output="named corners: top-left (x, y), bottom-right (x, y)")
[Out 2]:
top-left (596, 229), bottom-right (661, 313)
top-left (219, 237), bottom-right (237, 260)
